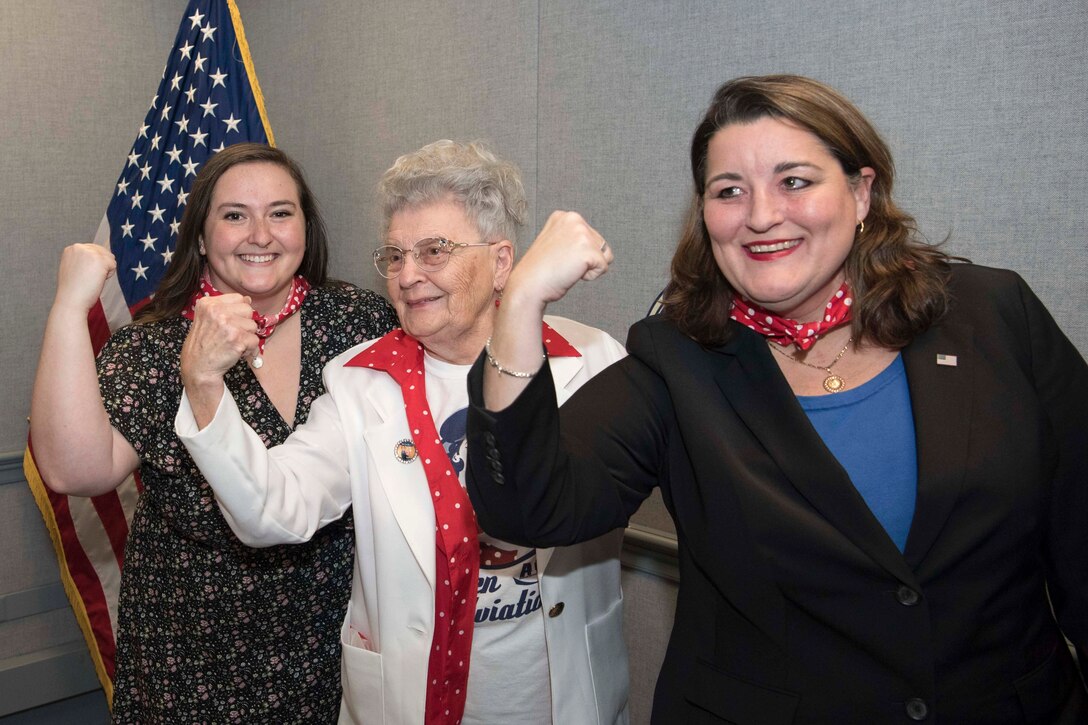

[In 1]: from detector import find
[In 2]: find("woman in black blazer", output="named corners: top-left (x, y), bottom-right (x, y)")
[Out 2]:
top-left (466, 75), bottom-right (1088, 724)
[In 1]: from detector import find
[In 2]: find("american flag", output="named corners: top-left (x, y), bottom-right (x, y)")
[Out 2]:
top-left (23, 0), bottom-right (273, 706)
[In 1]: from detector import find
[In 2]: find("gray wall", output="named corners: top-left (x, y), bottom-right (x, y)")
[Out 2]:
top-left (2, 1), bottom-right (1086, 721)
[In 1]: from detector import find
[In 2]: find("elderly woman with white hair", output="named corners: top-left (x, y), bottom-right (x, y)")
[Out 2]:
top-left (175, 140), bottom-right (630, 725)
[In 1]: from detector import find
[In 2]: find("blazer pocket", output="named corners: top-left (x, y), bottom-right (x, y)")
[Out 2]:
top-left (1013, 640), bottom-right (1080, 723)
top-left (685, 657), bottom-right (798, 725)
top-left (586, 596), bottom-right (631, 724)
top-left (340, 620), bottom-right (385, 724)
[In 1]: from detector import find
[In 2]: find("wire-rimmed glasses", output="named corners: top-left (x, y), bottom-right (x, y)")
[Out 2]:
top-left (372, 237), bottom-right (497, 279)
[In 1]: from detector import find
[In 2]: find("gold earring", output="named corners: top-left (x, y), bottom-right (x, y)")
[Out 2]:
top-left (198, 237), bottom-right (206, 255)
top-left (856, 220), bottom-right (865, 235)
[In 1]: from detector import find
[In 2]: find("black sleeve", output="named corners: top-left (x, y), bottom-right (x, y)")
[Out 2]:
top-left (1021, 276), bottom-right (1088, 661)
top-left (466, 348), bottom-right (669, 548)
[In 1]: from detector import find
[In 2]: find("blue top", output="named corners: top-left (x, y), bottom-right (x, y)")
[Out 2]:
top-left (797, 355), bottom-right (918, 551)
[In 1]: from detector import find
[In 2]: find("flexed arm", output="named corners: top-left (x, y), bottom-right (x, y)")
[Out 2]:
top-left (30, 244), bottom-right (139, 495)
top-left (177, 298), bottom-right (351, 547)
top-left (484, 211), bottom-right (613, 410)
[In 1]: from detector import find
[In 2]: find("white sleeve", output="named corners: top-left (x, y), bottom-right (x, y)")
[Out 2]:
top-left (175, 388), bottom-right (353, 547)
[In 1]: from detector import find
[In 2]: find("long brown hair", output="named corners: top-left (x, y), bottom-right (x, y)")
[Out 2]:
top-left (134, 143), bottom-right (330, 324)
top-left (664, 75), bottom-right (955, 349)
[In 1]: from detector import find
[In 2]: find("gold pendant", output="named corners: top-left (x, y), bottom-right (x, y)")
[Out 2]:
top-left (823, 373), bottom-right (845, 393)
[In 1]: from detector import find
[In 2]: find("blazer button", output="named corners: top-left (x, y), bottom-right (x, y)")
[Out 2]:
top-left (896, 585), bottom-right (920, 607)
top-left (485, 432), bottom-right (496, 446)
top-left (905, 697), bottom-right (928, 720)
top-left (493, 472), bottom-right (505, 485)
top-left (548, 602), bottom-right (565, 618)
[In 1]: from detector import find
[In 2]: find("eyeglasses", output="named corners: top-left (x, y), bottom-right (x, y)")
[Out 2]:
top-left (372, 237), bottom-right (497, 279)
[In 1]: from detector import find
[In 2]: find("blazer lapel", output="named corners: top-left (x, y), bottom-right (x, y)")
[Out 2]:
top-left (713, 331), bottom-right (917, 585)
top-left (900, 319), bottom-right (975, 569)
top-left (363, 383), bottom-right (437, 593)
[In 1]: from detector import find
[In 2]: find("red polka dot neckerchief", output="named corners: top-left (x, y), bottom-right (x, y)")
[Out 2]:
top-left (181, 272), bottom-right (311, 368)
top-left (347, 322), bottom-right (578, 725)
top-left (729, 281), bottom-right (853, 351)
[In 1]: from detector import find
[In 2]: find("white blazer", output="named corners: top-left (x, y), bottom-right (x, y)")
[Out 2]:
top-left (177, 316), bottom-right (630, 725)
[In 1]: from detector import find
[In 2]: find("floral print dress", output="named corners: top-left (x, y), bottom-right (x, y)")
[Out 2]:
top-left (99, 283), bottom-right (398, 723)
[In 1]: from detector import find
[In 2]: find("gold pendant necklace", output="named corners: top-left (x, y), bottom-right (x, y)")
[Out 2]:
top-left (769, 336), bottom-right (853, 393)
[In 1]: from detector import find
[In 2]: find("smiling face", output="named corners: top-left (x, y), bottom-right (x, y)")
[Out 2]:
top-left (702, 117), bottom-right (874, 322)
top-left (202, 161), bottom-right (306, 316)
top-left (385, 197), bottom-right (513, 364)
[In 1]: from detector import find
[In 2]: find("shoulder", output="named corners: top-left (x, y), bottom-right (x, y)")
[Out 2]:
top-left (100, 317), bottom-right (185, 359)
top-left (626, 313), bottom-right (706, 362)
top-left (946, 262), bottom-right (1023, 300)
top-left (306, 281), bottom-right (399, 339)
top-left (321, 333), bottom-right (397, 385)
top-left (943, 262), bottom-right (1039, 329)
top-left (544, 315), bottom-right (626, 366)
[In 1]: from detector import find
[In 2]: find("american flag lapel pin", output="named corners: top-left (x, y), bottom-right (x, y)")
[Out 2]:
top-left (936, 353), bottom-right (958, 367)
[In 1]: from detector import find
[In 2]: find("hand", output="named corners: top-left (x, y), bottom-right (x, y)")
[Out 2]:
top-left (180, 294), bottom-right (260, 389)
top-left (506, 211), bottom-right (614, 309)
top-left (53, 243), bottom-right (118, 312)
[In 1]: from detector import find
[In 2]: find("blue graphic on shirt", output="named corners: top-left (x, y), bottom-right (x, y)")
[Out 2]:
top-left (439, 407), bottom-right (468, 476)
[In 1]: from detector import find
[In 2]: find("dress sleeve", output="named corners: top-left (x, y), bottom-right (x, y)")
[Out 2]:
top-left (466, 344), bottom-right (668, 548)
top-left (1020, 276), bottom-right (1088, 659)
top-left (96, 324), bottom-right (180, 464)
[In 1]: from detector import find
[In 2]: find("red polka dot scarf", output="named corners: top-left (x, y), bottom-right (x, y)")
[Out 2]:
top-left (729, 281), bottom-right (853, 351)
top-left (348, 323), bottom-right (578, 724)
top-left (180, 272), bottom-right (311, 360)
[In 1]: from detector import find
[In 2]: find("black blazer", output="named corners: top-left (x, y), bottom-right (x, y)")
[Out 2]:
top-left (467, 264), bottom-right (1088, 724)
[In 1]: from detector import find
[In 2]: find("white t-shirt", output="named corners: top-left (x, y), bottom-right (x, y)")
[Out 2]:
top-left (423, 353), bottom-right (552, 725)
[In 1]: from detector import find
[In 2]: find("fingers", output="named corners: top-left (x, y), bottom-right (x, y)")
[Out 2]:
top-left (511, 210), bottom-right (614, 304)
top-left (54, 244), bottom-right (120, 311)
top-left (183, 294), bottom-right (261, 378)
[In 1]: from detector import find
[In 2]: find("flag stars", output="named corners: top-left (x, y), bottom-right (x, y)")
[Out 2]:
top-left (178, 40), bottom-right (194, 60)
top-left (117, 178), bottom-right (130, 196)
top-left (131, 191), bottom-right (144, 209)
top-left (165, 145), bottom-right (183, 164)
top-left (170, 72), bottom-right (183, 91)
top-left (193, 52), bottom-right (207, 73)
top-left (137, 123), bottom-right (149, 138)
top-left (182, 159), bottom-right (199, 177)
top-left (139, 162), bottom-right (153, 180)
top-left (132, 261), bottom-right (149, 280)
top-left (170, 219), bottom-right (181, 236)
top-left (161, 103), bottom-right (173, 121)
top-left (177, 189), bottom-right (190, 205)
top-left (161, 248), bottom-right (175, 265)
top-left (213, 141), bottom-right (227, 154)
top-left (127, 150), bottom-right (140, 167)
top-left (188, 9), bottom-right (204, 29)
top-left (190, 127), bottom-right (209, 147)
top-left (148, 205), bottom-right (167, 224)
top-left (174, 114), bottom-right (190, 133)
top-left (185, 85), bottom-right (198, 103)
top-left (149, 133), bottom-right (162, 151)
top-left (121, 220), bottom-right (135, 238)
top-left (200, 23), bottom-right (217, 42)
top-left (140, 233), bottom-right (158, 252)
top-left (157, 175), bottom-right (176, 194)
top-left (222, 114), bottom-right (241, 133)
top-left (209, 68), bottom-right (228, 87)
top-left (200, 99), bottom-right (218, 117)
